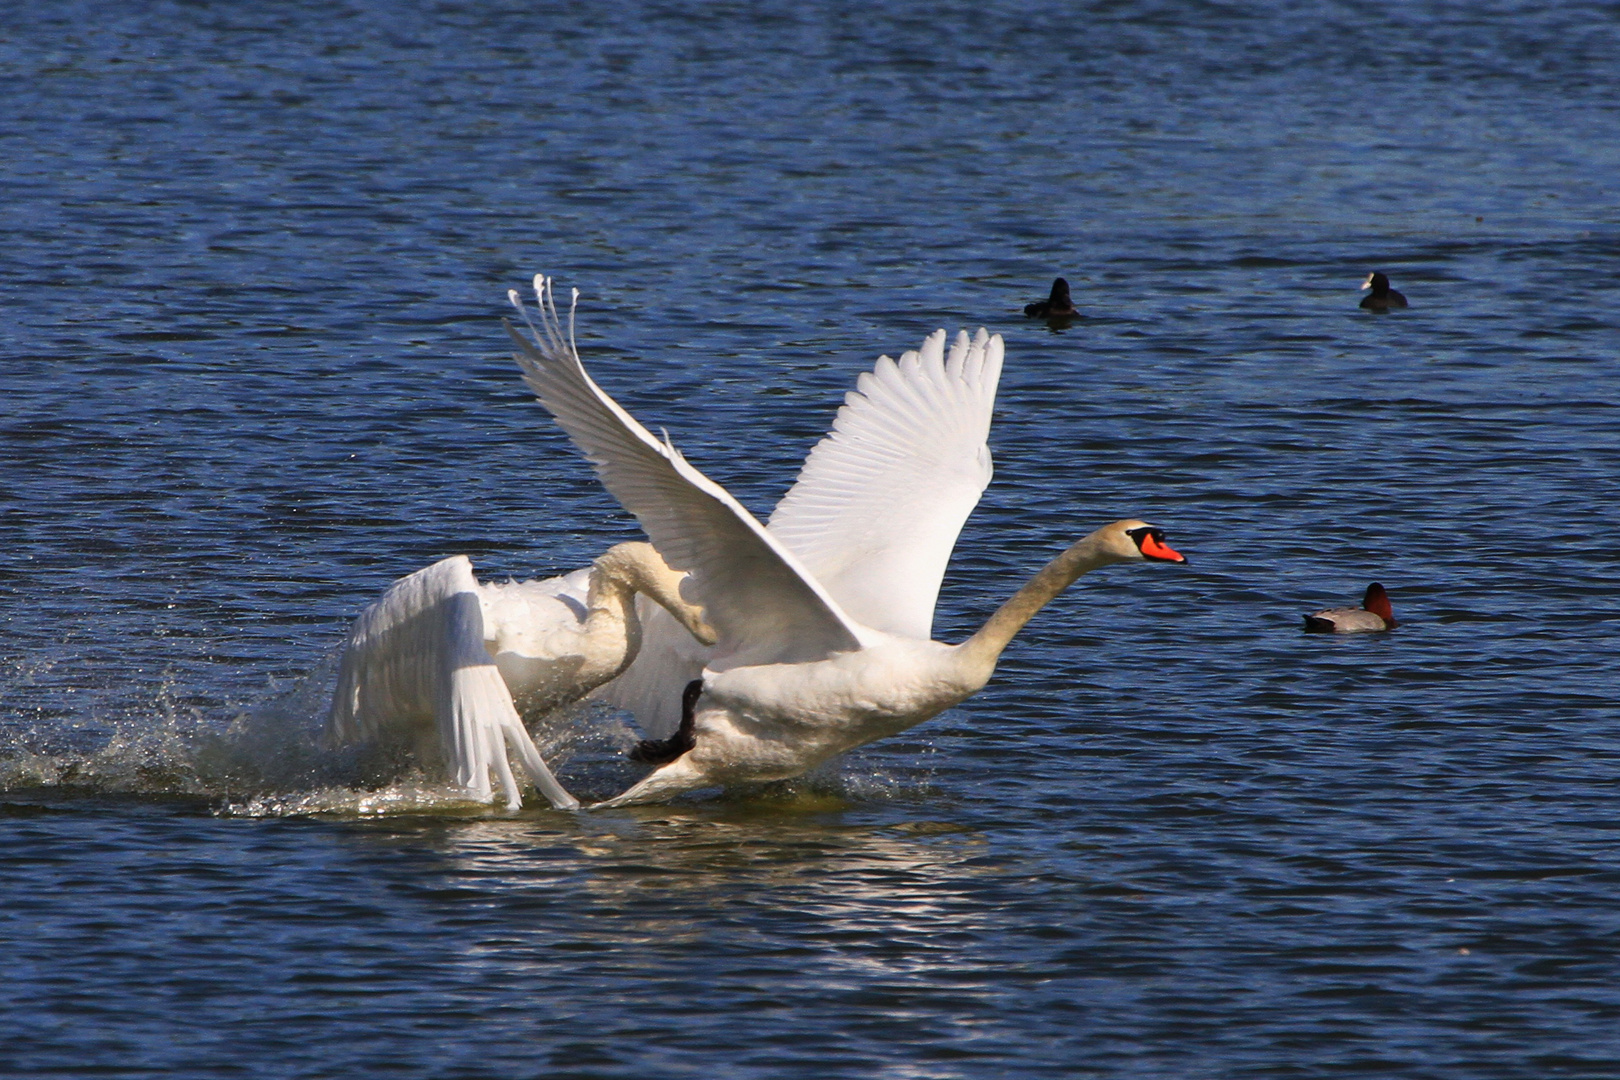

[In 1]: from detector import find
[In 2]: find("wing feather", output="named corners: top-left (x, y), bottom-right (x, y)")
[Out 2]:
top-left (327, 555), bottom-right (483, 745)
top-left (326, 556), bottom-right (577, 809)
top-left (506, 276), bottom-right (870, 669)
top-left (767, 328), bottom-right (1003, 638)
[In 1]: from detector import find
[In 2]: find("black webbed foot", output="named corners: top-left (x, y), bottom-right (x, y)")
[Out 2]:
top-left (628, 679), bottom-right (704, 765)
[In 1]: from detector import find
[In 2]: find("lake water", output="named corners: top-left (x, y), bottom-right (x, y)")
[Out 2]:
top-left (4, 2), bottom-right (1619, 1076)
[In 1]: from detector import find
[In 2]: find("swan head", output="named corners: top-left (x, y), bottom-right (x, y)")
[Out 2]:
top-left (1110, 519), bottom-right (1187, 564)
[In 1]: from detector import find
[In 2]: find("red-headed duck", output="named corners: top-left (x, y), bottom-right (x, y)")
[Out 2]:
top-left (1304, 582), bottom-right (1396, 633)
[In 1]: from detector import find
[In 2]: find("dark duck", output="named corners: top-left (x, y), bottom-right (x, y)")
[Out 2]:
top-left (1359, 272), bottom-right (1408, 311)
top-left (1024, 277), bottom-right (1081, 319)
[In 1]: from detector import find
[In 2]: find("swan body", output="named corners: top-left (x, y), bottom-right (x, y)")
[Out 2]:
top-left (615, 522), bottom-right (1182, 806)
top-left (325, 541), bottom-right (714, 809)
top-left (507, 275), bottom-right (1187, 808)
top-left (1304, 582), bottom-right (1396, 633)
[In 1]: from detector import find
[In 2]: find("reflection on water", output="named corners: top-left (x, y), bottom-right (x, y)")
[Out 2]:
top-left (371, 802), bottom-right (1013, 1053)
top-left (435, 807), bottom-right (993, 945)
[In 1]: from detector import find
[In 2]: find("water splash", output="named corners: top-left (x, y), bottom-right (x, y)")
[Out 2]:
top-left (1, 647), bottom-right (925, 816)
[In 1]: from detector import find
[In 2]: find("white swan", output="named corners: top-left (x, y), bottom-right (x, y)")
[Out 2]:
top-left (324, 541), bottom-right (715, 810)
top-left (593, 310), bottom-right (1010, 741)
top-left (507, 276), bottom-right (1187, 808)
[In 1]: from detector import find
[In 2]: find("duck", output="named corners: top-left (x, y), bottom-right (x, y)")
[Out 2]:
top-left (1359, 272), bottom-right (1408, 311)
top-left (1304, 582), bottom-right (1396, 633)
top-left (324, 541), bottom-right (715, 810)
top-left (507, 275), bottom-right (1187, 808)
top-left (1023, 277), bottom-right (1081, 319)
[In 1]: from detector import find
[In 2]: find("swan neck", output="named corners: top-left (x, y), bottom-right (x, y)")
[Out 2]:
top-left (584, 555), bottom-right (640, 661)
top-left (592, 541), bottom-right (714, 647)
top-left (955, 532), bottom-right (1120, 678)
top-left (584, 573), bottom-right (635, 620)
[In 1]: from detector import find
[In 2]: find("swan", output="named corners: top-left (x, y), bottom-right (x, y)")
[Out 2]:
top-left (324, 541), bottom-right (715, 810)
top-left (593, 315), bottom-right (1009, 742)
top-left (507, 275), bottom-right (1187, 808)
top-left (1023, 277), bottom-right (1080, 319)
top-left (327, 299), bottom-right (1025, 808)
top-left (1359, 272), bottom-right (1408, 310)
top-left (1304, 582), bottom-right (1396, 633)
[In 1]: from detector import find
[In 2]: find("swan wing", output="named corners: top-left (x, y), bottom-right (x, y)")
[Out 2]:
top-left (506, 276), bottom-right (870, 669)
top-left (436, 586), bottom-right (578, 810)
top-left (328, 555), bottom-right (482, 747)
top-left (326, 556), bottom-right (577, 810)
top-left (767, 328), bottom-right (1003, 639)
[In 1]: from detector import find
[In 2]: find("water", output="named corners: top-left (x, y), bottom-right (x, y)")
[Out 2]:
top-left (4, 1), bottom-right (1619, 1075)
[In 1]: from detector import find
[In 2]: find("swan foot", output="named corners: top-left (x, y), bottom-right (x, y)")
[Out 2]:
top-left (628, 679), bottom-right (704, 765)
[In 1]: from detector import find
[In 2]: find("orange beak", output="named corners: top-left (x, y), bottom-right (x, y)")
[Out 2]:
top-left (1139, 533), bottom-right (1186, 563)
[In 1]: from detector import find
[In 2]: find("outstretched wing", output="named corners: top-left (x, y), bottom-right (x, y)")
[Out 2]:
top-left (767, 328), bottom-right (1002, 639)
top-left (506, 275), bottom-right (872, 670)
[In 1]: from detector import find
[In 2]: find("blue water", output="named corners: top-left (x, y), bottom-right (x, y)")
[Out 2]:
top-left (4, 2), bottom-right (1620, 1076)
